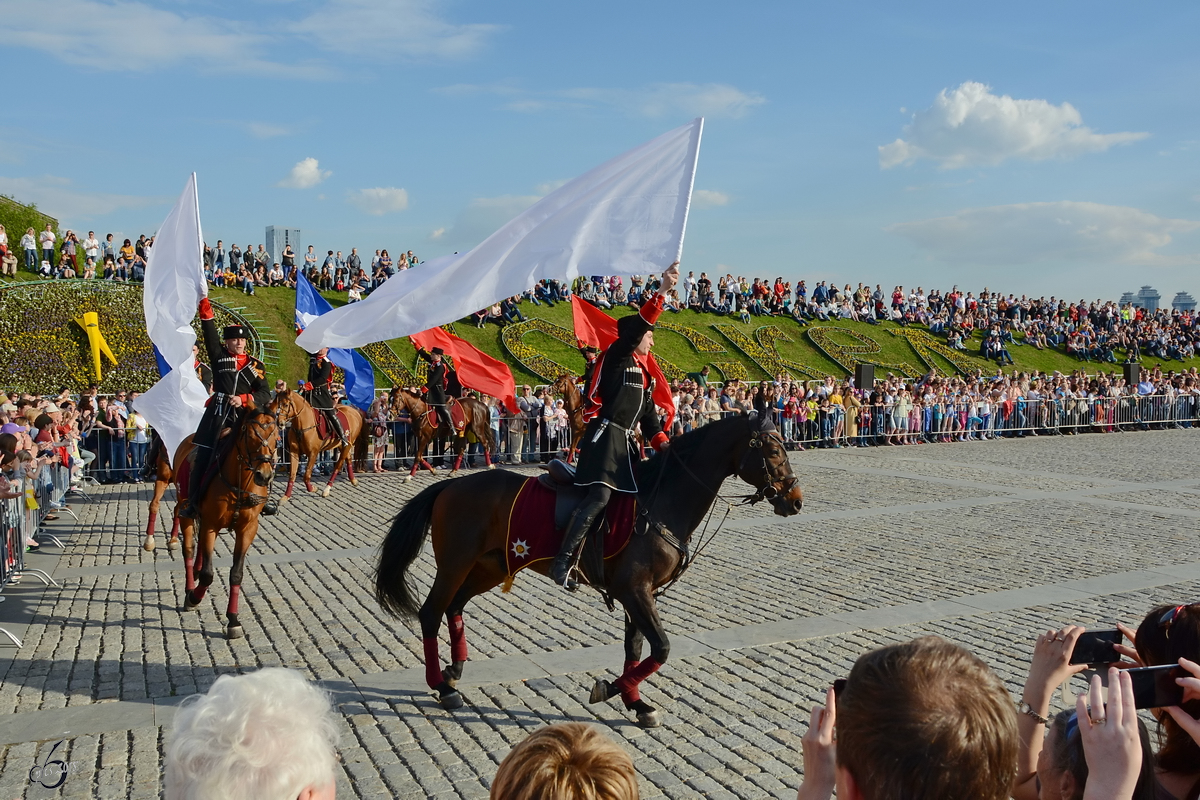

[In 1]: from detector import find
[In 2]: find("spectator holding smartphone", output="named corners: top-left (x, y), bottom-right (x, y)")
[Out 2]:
top-left (796, 636), bottom-right (1018, 800)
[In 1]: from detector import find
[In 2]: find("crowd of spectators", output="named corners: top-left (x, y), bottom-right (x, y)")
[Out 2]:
top-left (158, 599), bottom-right (1200, 799)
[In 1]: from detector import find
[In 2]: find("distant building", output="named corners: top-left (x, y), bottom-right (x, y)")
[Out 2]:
top-left (265, 226), bottom-right (300, 266)
top-left (1119, 291), bottom-right (1136, 306)
top-left (1172, 291), bottom-right (1197, 312)
top-left (1127, 285), bottom-right (1162, 312)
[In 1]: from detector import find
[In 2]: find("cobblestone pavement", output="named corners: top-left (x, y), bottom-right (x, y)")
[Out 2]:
top-left (1, 429), bottom-right (1198, 798)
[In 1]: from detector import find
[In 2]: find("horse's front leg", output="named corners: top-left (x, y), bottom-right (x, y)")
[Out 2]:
top-left (303, 448), bottom-right (317, 493)
top-left (591, 592), bottom-right (668, 728)
top-left (281, 449), bottom-right (299, 504)
top-left (184, 523), bottom-right (216, 611)
top-left (224, 516), bottom-right (259, 639)
top-left (451, 437), bottom-right (465, 475)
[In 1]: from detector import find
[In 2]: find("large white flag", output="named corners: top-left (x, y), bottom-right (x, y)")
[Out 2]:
top-left (297, 118), bottom-right (703, 349)
top-left (137, 174), bottom-right (209, 458)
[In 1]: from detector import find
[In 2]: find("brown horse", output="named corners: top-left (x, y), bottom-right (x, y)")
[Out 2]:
top-left (374, 412), bottom-right (803, 727)
top-left (174, 409), bottom-right (279, 639)
top-left (549, 373), bottom-right (586, 463)
top-left (142, 440), bottom-right (180, 552)
top-left (390, 390), bottom-right (495, 481)
top-left (269, 389), bottom-right (368, 501)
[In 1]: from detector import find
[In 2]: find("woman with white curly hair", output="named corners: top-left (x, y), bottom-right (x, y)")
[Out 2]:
top-left (164, 668), bottom-right (340, 800)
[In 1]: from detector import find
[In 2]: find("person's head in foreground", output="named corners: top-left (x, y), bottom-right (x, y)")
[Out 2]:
top-left (164, 667), bottom-right (339, 800)
top-left (837, 636), bottom-right (1018, 800)
top-left (1038, 707), bottom-right (1156, 800)
top-left (490, 722), bottom-right (639, 800)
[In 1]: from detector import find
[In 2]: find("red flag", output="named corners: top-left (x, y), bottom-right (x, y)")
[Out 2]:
top-left (411, 327), bottom-right (518, 414)
top-left (569, 296), bottom-right (675, 429)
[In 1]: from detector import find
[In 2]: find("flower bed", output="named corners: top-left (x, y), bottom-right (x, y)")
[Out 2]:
top-left (805, 326), bottom-right (918, 377)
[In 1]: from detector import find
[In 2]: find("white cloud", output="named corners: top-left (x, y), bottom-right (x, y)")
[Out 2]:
top-left (347, 187), bottom-right (410, 215)
top-left (0, 0), bottom-right (324, 77)
top-left (444, 82), bottom-right (766, 119)
top-left (434, 194), bottom-right (541, 249)
top-left (879, 82), bottom-right (1148, 169)
top-left (278, 158), bottom-right (331, 189)
top-left (692, 189), bottom-right (730, 208)
top-left (0, 0), bottom-right (497, 75)
top-left (429, 227), bottom-right (446, 240)
top-left (248, 122), bottom-right (292, 139)
top-left (0, 175), bottom-right (163, 223)
top-left (887, 201), bottom-right (1200, 267)
top-left (291, 0), bottom-right (501, 59)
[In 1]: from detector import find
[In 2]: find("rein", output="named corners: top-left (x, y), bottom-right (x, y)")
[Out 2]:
top-left (216, 414), bottom-right (279, 513)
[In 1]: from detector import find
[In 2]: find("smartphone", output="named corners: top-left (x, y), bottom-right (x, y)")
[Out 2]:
top-left (1128, 665), bottom-right (1185, 709)
top-left (1069, 630), bottom-right (1122, 665)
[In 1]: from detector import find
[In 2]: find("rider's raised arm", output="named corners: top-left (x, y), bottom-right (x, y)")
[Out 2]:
top-left (197, 298), bottom-right (222, 365)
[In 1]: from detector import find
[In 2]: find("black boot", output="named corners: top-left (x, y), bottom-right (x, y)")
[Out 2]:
top-left (551, 508), bottom-right (594, 592)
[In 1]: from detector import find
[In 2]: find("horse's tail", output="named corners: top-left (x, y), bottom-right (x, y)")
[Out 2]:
top-left (374, 481), bottom-right (450, 618)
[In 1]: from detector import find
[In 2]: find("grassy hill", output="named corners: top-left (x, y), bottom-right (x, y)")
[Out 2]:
top-left (4, 268), bottom-right (1190, 390)
top-left (209, 284), bottom-right (1197, 386)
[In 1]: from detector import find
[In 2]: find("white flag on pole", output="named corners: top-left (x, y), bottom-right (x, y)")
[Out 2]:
top-left (137, 173), bottom-right (209, 459)
top-left (297, 118), bottom-right (703, 350)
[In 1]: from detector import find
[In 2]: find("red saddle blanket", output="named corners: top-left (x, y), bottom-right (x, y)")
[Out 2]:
top-left (424, 398), bottom-right (467, 433)
top-left (504, 476), bottom-right (638, 580)
top-left (314, 409), bottom-right (350, 441)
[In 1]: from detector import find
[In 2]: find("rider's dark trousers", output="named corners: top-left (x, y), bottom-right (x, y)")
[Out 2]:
top-left (186, 396), bottom-right (231, 509)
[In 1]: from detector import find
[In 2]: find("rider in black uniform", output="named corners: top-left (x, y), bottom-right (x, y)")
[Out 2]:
top-left (305, 348), bottom-right (346, 444)
top-left (417, 347), bottom-right (456, 431)
top-left (177, 297), bottom-right (271, 519)
top-left (550, 263), bottom-right (678, 590)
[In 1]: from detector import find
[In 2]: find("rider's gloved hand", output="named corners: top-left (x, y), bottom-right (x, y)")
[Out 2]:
top-left (304, 382), bottom-right (314, 391)
top-left (198, 297), bottom-right (214, 321)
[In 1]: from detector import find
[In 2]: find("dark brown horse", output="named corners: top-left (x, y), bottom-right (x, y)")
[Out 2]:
top-left (374, 412), bottom-right (802, 727)
top-left (269, 389), bottom-right (368, 501)
top-left (175, 410), bottom-right (280, 639)
top-left (390, 390), bottom-right (495, 480)
top-left (549, 373), bottom-right (586, 463)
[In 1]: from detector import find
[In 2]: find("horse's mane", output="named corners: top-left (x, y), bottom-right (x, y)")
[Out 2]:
top-left (636, 412), bottom-right (772, 491)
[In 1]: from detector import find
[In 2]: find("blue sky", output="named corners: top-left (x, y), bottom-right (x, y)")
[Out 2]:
top-left (2, 0), bottom-right (1197, 302)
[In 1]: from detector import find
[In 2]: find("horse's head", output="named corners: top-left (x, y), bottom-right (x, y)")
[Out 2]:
top-left (242, 411), bottom-right (279, 487)
top-left (736, 413), bottom-right (803, 516)
top-left (268, 388), bottom-right (300, 428)
top-left (550, 373), bottom-right (575, 395)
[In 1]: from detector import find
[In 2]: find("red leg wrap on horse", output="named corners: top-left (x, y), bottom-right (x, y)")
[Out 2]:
top-left (285, 480), bottom-right (294, 497)
top-left (191, 585), bottom-right (208, 601)
top-left (347, 462), bottom-right (355, 481)
top-left (147, 511), bottom-right (156, 536)
top-left (170, 517), bottom-right (180, 537)
top-left (453, 454), bottom-right (463, 471)
top-left (227, 585), bottom-right (240, 615)
top-left (185, 560), bottom-right (195, 592)
top-left (620, 660), bottom-right (641, 703)
top-left (614, 658), bottom-right (662, 695)
top-left (449, 615), bottom-right (468, 663)
top-left (422, 637), bottom-right (443, 689)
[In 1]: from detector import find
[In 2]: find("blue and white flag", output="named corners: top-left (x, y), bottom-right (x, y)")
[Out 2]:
top-left (138, 173), bottom-right (208, 458)
top-left (295, 271), bottom-right (376, 410)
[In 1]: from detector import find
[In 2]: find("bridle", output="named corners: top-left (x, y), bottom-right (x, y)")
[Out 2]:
top-left (739, 428), bottom-right (799, 505)
top-left (273, 393), bottom-right (315, 436)
top-left (217, 410), bottom-right (279, 510)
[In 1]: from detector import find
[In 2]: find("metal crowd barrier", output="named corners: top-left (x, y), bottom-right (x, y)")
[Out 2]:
top-left (0, 463), bottom-right (69, 647)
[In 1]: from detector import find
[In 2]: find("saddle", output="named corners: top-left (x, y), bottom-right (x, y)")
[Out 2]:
top-left (538, 459), bottom-right (587, 531)
top-left (314, 408), bottom-right (349, 442)
top-left (424, 397), bottom-right (467, 433)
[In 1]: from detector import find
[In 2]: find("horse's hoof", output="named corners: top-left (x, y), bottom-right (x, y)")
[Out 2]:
top-left (226, 625), bottom-right (244, 640)
top-left (304, 484), bottom-right (314, 493)
top-left (449, 470), bottom-right (459, 477)
top-left (321, 486), bottom-right (331, 498)
top-left (403, 475), bottom-right (412, 483)
top-left (589, 679), bottom-right (617, 705)
top-left (143, 537), bottom-right (155, 552)
top-left (182, 593), bottom-right (199, 612)
top-left (167, 537), bottom-right (179, 550)
top-left (488, 464), bottom-right (496, 470)
top-left (349, 479), bottom-right (359, 487)
top-left (278, 494), bottom-right (290, 505)
top-left (438, 690), bottom-right (464, 710)
top-left (441, 669), bottom-right (458, 689)
top-left (636, 709), bottom-right (662, 728)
